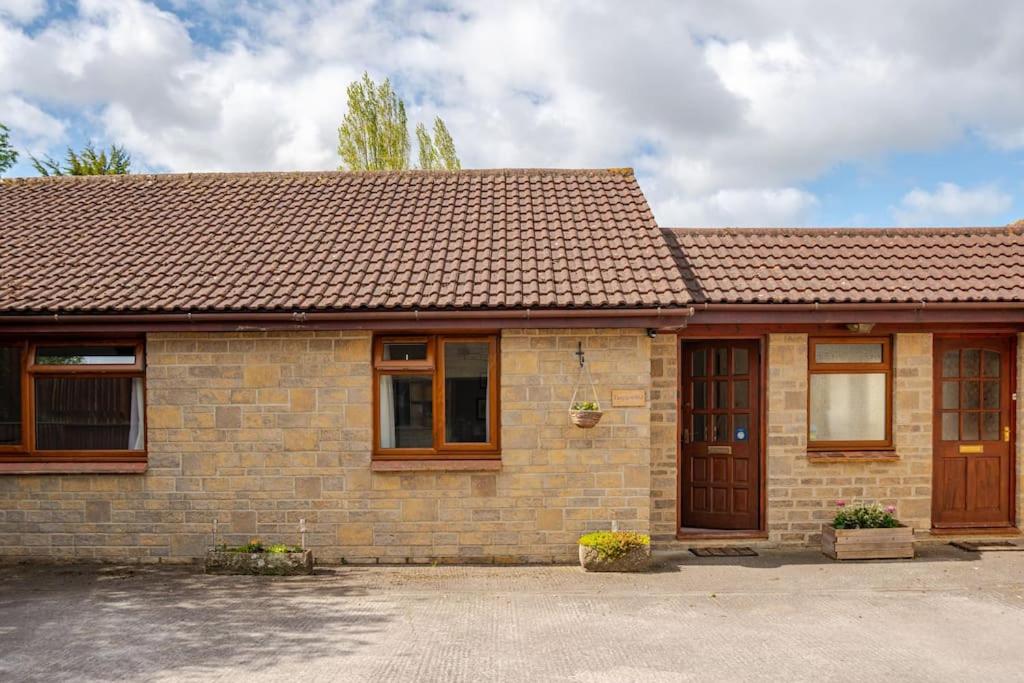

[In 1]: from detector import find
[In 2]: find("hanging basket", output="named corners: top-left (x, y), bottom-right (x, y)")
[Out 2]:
top-left (568, 356), bottom-right (603, 428)
top-left (569, 408), bottom-right (603, 428)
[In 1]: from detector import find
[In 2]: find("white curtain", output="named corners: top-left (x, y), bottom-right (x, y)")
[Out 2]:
top-left (128, 378), bottom-right (145, 450)
top-left (379, 376), bottom-right (396, 448)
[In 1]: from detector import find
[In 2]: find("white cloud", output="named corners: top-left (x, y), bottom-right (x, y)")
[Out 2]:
top-left (0, 0), bottom-right (45, 24)
top-left (654, 187), bottom-right (819, 227)
top-left (1, 1), bottom-right (1024, 225)
top-left (893, 182), bottom-right (1012, 225)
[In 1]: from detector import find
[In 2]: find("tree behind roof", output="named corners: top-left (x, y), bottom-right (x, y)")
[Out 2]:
top-left (0, 123), bottom-right (17, 176)
top-left (337, 73), bottom-right (410, 171)
top-left (339, 72), bottom-right (461, 171)
top-left (32, 143), bottom-right (131, 176)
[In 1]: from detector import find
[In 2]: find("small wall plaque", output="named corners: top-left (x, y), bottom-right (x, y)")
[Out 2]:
top-left (611, 389), bottom-right (646, 407)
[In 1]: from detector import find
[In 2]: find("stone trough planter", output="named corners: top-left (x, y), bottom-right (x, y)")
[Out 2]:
top-left (821, 525), bottom-right (914, 561)
top-left (578, 531), bottom-right (651, 572)
top-left (205, 548), bottom-right (314, 575)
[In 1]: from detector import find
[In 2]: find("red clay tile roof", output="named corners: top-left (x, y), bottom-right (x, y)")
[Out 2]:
top-left (0, 169), bottom-right (688, 314)
top-left (664, 226), bottom-right (1024, 304)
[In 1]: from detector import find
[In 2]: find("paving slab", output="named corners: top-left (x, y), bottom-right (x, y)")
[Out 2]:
top-left (1, 545), bottom-right (1022, 682)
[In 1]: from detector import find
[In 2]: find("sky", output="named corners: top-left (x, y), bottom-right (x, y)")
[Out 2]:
top-left (2, 0), bottom-right (1024, 227)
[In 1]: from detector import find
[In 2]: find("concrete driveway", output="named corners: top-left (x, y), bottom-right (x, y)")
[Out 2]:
top-left (1, 545), bottom-right (1023, 682)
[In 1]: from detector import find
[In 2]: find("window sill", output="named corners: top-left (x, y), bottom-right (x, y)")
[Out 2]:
top-left (0, 461), bottom-right (148, 475)
top-left (371, 459), bottom-right (501, 472)
top-left (806, 451), bottom-right (900, 464)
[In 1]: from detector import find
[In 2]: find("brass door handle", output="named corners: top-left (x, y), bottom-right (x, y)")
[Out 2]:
top-left (1006, 426), bottom-right (1011, 443)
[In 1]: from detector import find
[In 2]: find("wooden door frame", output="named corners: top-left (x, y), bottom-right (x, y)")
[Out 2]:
top-left (930, 333), bottom-right (1018, 531)
top-left (676, 333), bottom-right (768, 540)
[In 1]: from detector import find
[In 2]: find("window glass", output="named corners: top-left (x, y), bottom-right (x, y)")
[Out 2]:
top-left (34, 376), bottom-right (144, 450)
top-left (942, 350), bottom-right (959, 377)
top-left (733, 348), bottom-right (749, 375)
top-left (962, 349), bottom-right (981, 377)
top-left (982, 412), bottom-right (1000, 441)
top-left (942, 413), bottom-right (959, 441)
top-left (444, 342), bottom-right (490, 443)
top-left (0, 346), bottom-right (21, 445)
top-left (713, 348), bottom-right (728, 376)
top-left (382, 342), bottom-right (427, 362)
top-left (36, 346), bottom-right (136, 366)
top-left (691, 349), bottom-right (706, 377)
top-left (809, 373), bottom-right (886, 442)
top-left (982, 350), bottom-right (1000, 377)
top-left (814, 343), bottom-right (883, 364)
top-left (378, 375), bottom-right (433, 449)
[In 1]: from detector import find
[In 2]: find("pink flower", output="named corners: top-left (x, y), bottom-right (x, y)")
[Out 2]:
top-left (835, 500), bottom-right (846, 507)
top-left (885, 505), bottom-right (896, 514)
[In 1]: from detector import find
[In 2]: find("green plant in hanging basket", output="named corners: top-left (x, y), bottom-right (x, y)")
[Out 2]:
top-left (569, 346), bottom-right (603, 428)
top-left (571, 401), bottom-right (600, 411)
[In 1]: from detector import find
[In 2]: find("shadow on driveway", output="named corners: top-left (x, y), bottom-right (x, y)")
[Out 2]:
top-left (0, 563), bottom-right (392, 681)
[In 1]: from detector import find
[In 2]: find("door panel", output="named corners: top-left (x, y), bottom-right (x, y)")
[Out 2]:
top-left (680, 340), bottom-right (761, 531)
top-left (933, 337), bottom-right (1014, 528)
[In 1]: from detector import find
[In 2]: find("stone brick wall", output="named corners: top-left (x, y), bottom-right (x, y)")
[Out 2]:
top-left (649, 334), bottom-right (678, 540)
top-left (0, 329), bottom-right (652, 563)
top-left (766, 333), bottom-right (933, 543)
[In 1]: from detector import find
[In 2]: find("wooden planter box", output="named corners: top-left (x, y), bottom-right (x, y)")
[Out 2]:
top-left (578, 544), bottom-right (650, 572)
top-left (822, 525), bottom-right (914, 560)
top-left (205, 549), bottom-right (314, 575)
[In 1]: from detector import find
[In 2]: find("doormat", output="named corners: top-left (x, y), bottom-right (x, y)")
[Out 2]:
top-left (950, 540), bottom-right (1024, 552)
top-left (689, 546), bottom-right (758, 557)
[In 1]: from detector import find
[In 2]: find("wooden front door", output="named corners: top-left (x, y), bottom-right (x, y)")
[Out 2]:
top-left (680, 340), bottom-right (761, 531)
top-left (933, 337), bottom-right (1016, 529)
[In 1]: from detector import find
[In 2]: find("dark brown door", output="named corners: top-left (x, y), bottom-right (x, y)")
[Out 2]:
top-left (933, 337), bottom-right (1015, 529)
top-left (680, 340), bottom-right (761, 531)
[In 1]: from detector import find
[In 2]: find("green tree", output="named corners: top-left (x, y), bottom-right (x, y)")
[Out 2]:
top-left (0, 123), bottom-right (17, 176)
top-left (31, 143), bottom-right (131, 176)
top-left (416, 118), bottom-right (461, 171)
top-left (338, 72), bottom-right (461, 171)
top-left (337, 73), bottom-right (410, 171)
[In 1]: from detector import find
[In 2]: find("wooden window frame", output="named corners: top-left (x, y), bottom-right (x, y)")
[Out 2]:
top-left (0, 338), bottom-right (147, 464)
top-left (373, 333), bottom-right (500, 460)
top-left (807, 336), bottom-right (893, 452)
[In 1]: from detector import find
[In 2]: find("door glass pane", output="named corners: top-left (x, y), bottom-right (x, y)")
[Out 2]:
top-left (941, 381), bottom-right (959, 409)
top-left (982, 412), bottom-right (1000, 441)
top-left (691, 349), bottom-right (706, 377)
top-left (733, 413), bottom-right (750, 439)
top-left (714, 414), bottom-right (729, 443)
top-left (714, 381), bottom-right (729, 409)
top-left (692, 414), bottom-right (707, 442)
top-left (0, 346), bottom-right (21, 445)
top-left (941, 350), bottom-right (959, 377)
top-left (713, 348), bottom-right (728, 376)
top-left (34, 376), bottom-right (144, 450)
top-left (692, 381), bottom-right (707, 410)
top-left (941, 413), bottom-right (958, 441)
top-left (733, 348), bottom-right (749, 375)
top-left (379, 375), bottom-right (433, 448)
top-left (809, 373), bottom-right (886, 442)
top-left (962, 382), bottom-right (980, 410)
top-left (982, 350), bottom-right (1000, 377)
top-left (962, 413), bottom-right (979, 441)
top-left (814, 343), bottom-right (883, 364)
top-left (382, 342), bottom-right (427, 362)
top-left (35, 345), bottom-right (136, 366)
top-left (444, 342), bottom-right (490, 443)
top-left (982, 381), bottom-right (999, 410)
top-left (963, 349), bottom-right (980, 377)
top-left (733, 380), bottom-right (749, 409)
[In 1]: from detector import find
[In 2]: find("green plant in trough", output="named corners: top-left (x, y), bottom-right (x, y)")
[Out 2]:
top-left (578, 531), bottom-right (650, 560)
top-left (571, 401), bottom-right (600, 411)
top-left (831, 501), bottom-right (900, 529)
top-left (219, 538), bottom-right (303, 553)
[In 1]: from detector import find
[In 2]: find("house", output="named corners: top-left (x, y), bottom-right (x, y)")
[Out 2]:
top-left (0, 169), bottom-right (1021, 563)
